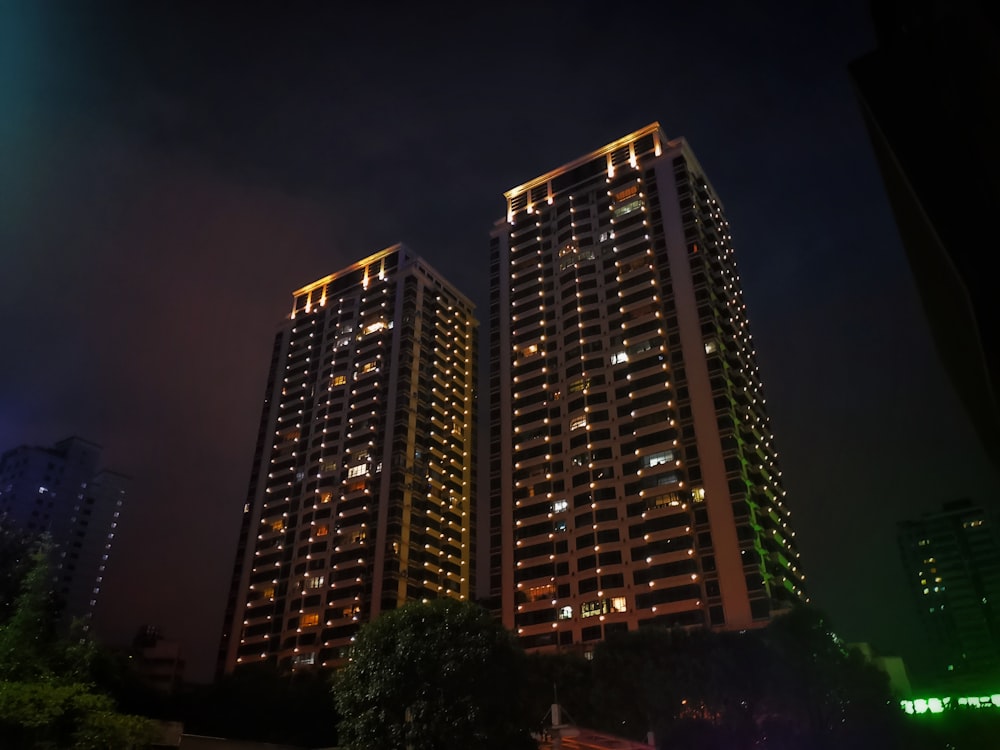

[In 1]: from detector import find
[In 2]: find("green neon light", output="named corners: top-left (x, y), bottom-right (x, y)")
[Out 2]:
top-left (901, 694), bottom-right (1000, 714)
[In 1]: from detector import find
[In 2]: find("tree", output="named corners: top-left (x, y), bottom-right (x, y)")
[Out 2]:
top-left (0, 537), bottom-right (65, 682)
top-left (587, 605), bottom-right (904, 750)
top-left (758, 605), bottom-right (903, 750)
top-left (333, 598), bottom-right (536, 750)
top-left (0, 516), bottom-right (36, 627)
top-left (0, 539), bottom-right (160, 748)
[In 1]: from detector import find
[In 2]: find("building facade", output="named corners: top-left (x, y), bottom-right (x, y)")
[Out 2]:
top-left (898, 498), bottom-right (1000, 687)
top-left (0, 436), bottom-right (125, 630)
top-left (219, 244), bottom-right (477, 674)
top-left (487, 124), bottom-right (805, 651)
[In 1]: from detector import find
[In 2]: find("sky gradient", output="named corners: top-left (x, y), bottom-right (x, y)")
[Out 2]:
top-left (2, 1), bottom-right (997, 683)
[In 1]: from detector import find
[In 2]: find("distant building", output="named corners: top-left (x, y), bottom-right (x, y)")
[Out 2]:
top-left (218, 244), bottom-right (477, 675)
top-left (0, 436), bottom-right (125, 630)
top-left (849, 0), bottom-right (1000, 473)
top-left (487, 123), bottom-right (806, 653)
top-left (131, 625), bottom-right (185, 693)
top-left (898, 499), bottom-right (1000, 688)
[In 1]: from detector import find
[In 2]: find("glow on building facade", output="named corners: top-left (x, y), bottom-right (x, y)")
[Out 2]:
top-left (219, 244), bottom-right (477, 673)
top-left (487, 124), bottom-right (805, 651)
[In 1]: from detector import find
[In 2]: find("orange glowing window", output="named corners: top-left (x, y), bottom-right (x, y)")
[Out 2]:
top-left (300, 613), bottom-right (320, 627)
top-left (613, 185), bottom-right (638, 202)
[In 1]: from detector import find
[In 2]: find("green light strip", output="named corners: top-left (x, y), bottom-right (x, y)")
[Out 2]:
top-left (901, 694), bottom-right (1000, 714)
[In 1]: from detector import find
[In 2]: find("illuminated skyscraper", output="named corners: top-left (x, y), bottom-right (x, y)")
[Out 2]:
top-left (487, 124), bottom-right (805, 651)
top-left (219, 244), bottom-right (477, 673)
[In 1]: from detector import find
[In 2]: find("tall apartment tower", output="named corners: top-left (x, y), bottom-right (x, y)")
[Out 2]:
top-left (219, 244), bottom-right (477, 674)
top-left (0, 436), bottom-right (125, 631)
top-left (487, 124), bottom-right (805, 651)
top-left (898, 498), bottom-right (1000, 687)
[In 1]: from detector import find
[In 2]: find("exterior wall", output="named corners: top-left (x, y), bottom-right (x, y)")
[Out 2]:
top-left (221, 244), bottom-right (477, 673)
top-left (898, 499), bottom-right (1000, 684)
top-left (0, 437), bottom-right (123, 630)
top-left (489, 124), bottom-right (804, 652)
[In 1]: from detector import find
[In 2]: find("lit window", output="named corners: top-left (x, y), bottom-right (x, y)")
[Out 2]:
top-left (569, 378), bottom-right (591, 393)
top-left (613, 185), bottom-right (638, 202)
top-left (570, 416), bottom-right (588, 431)
top-left (315, 525), bottom-right (329, 537)
top-left (347, 464), bottom-right (366, 478)
top-left (292, 653), bottom-right (316, 666)
top-left (351, 530), bottom-right (367, 544)
top-left (558, 606), bottom-right (573, 620)
top-left (704, 339), bottom-right (718, 354)
top-left (301, 613), bottom-right (320, 627)
top-left (643, 450), bottom-right (675, 468)
top-left (613, 198), bottom-right (642, 217)
top-left (553, 499), bottom-right (568, 513)
top-left (581, 597), bottom-right (627, 619)
top-left (364, 320), bottom-right (386, 335)
top-left (332, 375), bottom-right (347, 386)
top-left (271, 520), bottom-right (284, 532)
top-left (529, 584), bottom-right (555, 601)
top-left (361, 360), bottom-right (377, 373)
top-left (320, 492), bottom-right (333, 504)
top-left (559, 244), bottom-right (578, 270)
top-left (611, 351), bottom-right (628, 365)
top-left (650, 491), bottom-right (683, 508)
top-left (307, 576), bottom-right (325, 589)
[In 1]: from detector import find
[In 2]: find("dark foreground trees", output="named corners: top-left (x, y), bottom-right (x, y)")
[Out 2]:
top-left (333, 598), bottom-right (536, 750)
top-left (174, 663), bottom-right (340, 747)
top-left (587, 605), bottom-right (906, 750)
top-left (0, 538), bottom-right (159, 749)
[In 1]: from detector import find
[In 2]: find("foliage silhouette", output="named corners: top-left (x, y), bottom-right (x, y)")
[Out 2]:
top-left (334, 598), bottom-right (535, 750)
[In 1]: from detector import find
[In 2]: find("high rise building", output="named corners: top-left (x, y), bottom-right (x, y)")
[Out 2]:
top-left (219, 244), bottom-right (477, 674)
top-left (487, 123), bottom-right (805, 651)
top-left (0, 436), bottom-right (125, 631)
top-left (898, 498), bottom-right (1000, 687)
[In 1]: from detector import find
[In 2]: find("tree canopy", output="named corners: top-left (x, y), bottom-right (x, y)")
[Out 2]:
top-left (588, 605), bottom-right (905, 750)
top-left (333, 598), bottom-right (535, 750)
top-left (0, 539), bottom-right (160, 749)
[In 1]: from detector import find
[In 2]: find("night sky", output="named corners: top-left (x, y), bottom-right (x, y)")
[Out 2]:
top-left (2, 1), bottom-right (997, 684)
